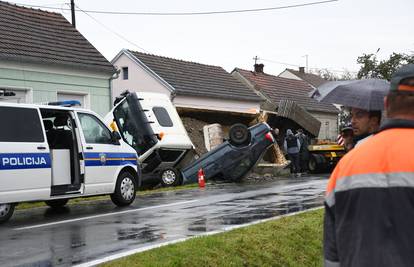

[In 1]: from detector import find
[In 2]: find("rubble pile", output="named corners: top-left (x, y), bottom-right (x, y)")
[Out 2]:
top-left (180, 116), bottom-right (209, 156)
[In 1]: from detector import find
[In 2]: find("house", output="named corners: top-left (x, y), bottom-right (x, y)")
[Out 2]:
top-left (0, 2), bottom-right (115, 115)
top-left (232, 64), bottom-right (339, 140)
top-left (111, 49), bottom-right (262, 117)
top-left (278, 67), bottom-right (327, 89)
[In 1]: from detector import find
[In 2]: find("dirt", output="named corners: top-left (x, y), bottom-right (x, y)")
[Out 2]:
top-left (180, 116), bottom-right (209, 156)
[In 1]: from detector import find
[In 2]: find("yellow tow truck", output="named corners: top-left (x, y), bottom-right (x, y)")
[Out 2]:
top-left (307, 143), bottom-right (346, 173)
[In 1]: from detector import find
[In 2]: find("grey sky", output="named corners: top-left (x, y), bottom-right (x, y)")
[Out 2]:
top-left (12, 0), bottom-right (414, 76)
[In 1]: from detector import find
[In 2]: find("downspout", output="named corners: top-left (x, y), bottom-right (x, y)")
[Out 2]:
top-left (109, 68), bottom-right (121, 108)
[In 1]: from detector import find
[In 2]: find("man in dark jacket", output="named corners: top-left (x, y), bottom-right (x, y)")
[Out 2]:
top-left (324, 64), bottom-right (414, 267)
top-left (295, 128), bottom-right (309, 174)
top-left (283, 129), bottom-right (301, 177)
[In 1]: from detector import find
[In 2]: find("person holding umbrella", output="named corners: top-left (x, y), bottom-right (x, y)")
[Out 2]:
top-left (313, 78), bottom-right (389, 148)
top-left (324, 64), bottom-right (414, 267)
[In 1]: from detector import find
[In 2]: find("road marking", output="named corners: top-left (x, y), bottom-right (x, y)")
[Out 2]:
top-left (13, 200), bottom-right (199, 231)
top-left (74, 206), bottom-right (323, 267)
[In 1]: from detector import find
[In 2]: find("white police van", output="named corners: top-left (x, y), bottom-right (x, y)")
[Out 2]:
top-left (0, 101), bottom-right (140, 223)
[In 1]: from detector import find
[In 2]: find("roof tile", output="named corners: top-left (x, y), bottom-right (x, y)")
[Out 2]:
top-left (235, 68), bottom-right (338, 114)
top-left (129, 50), bottom-right (262, 102)
top-left (0, 1), bottom-right (114, 73)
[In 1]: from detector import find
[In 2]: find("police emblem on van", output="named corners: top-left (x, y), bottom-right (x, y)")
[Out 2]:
top-left (0, 153), bottom-right (51, 170)
top-left (99, 153), bottom-right (107, 165)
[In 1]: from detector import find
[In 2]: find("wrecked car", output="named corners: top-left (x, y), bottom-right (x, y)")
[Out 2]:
top-left (181, 122), bottom-right (275, 183)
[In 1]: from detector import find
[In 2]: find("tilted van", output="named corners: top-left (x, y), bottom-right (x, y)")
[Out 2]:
top-left (0, 102), bottom-right (140, 223)
top-left (105, 92), bottom-right (195, 187)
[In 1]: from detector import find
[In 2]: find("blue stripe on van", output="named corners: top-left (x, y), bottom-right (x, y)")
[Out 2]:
top-left (84, 152), bottom-right (137, 167)
top-left (0, 153), bottom-right (51, 170)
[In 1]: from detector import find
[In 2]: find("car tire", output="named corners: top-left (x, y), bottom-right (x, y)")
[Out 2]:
top-left (45, 199), bottom-right (69, 209)
top-left (229, 123), bottom-right (250, 146)
top-left (111, 171), bottom-right (137, 207)
top-left (160, 168), bottom-right (182, 187)
top-left (0, 203), bottom-right (15, 224)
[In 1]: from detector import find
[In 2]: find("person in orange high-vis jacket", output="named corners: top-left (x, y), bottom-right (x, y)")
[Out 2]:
top-left (324, 64), bottom-right (414, 267)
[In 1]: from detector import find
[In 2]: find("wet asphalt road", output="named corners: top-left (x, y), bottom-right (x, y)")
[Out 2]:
top-left (0, 175), bottom-right (328, 267)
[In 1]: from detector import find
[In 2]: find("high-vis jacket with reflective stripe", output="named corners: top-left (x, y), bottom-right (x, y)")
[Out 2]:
top-left (324, 119), bottom-right (414, 267)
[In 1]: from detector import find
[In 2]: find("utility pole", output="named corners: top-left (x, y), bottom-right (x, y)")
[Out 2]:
top-left (71, 0), bottom-right (76, 28)
top-left (253, 56), bottom-right (259, 65)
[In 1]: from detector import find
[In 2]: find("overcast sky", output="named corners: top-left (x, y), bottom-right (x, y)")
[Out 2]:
top-left (12, 0), bottom-right (414, 76)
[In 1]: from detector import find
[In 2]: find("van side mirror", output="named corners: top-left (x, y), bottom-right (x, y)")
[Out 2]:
top-left (111, 131), bottom-right (122, 144)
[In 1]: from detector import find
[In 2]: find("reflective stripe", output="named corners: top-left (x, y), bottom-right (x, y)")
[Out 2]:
top-left (325, 191), bottom-right (335, 207)
top-left (335, 172), bottom-right (414, 193)
top-left (324, 259), bottom-right (340, 267)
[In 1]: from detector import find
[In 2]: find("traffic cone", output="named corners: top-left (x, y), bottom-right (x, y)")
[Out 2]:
top-left (198, 168), bottom-right (206, 188)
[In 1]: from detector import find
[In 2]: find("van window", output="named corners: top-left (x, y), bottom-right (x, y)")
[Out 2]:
top-left (78, 113), bottom-right (112, 144)
top-left (0, 106), bottom-right (44, 142)
top-left (153, 107), bottom-right (173, 127)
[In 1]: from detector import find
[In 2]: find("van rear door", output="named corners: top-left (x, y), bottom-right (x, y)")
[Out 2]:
top-left (0, 106), bottom-right (51, 203)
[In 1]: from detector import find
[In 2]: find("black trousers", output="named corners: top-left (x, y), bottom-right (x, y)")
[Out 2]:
top-left (288, 153), bottom-right (300, 174)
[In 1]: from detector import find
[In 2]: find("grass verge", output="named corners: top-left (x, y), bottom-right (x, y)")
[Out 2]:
top-left (101, 209), bottom-right (324, 267)
top-left (16, 183), bottom-right (198, 210)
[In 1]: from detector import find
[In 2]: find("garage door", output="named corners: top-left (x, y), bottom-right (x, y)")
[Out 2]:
top-left (57, 92), bottom-right (86, 108)
top-left (0, 89), bottom-right (27, 103)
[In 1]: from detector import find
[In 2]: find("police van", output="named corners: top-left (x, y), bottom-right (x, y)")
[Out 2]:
top-left (0, 101), bottom-right (140, 223)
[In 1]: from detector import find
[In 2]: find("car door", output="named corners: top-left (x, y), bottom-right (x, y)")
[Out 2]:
top-left (76, 112), bottom-right (120, 193)
top-left (0, 105), bottom-right (51, 203)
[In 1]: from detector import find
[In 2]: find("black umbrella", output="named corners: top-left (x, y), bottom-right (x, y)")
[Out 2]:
top-left (312, 79), bottom-right (390, 110)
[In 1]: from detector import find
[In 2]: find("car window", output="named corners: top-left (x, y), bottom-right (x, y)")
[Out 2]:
top-left (78, 113), bottom-right (112, 144)
top-left (153, 107), bottom-right (173, 127)
top-left (0, 106), bottom-right (44, 142)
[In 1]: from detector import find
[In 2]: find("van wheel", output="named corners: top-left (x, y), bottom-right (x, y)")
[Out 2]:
top-left (0, 203), bottom-right (15, 223)
top-left (111, 172), bottom-right (137, 207)
top-left (160, 168), bottom-right (182, 187)
top-left (45, 199), bottom-right (69, 209)
top-left (229, 123), bottom-right (250, 146)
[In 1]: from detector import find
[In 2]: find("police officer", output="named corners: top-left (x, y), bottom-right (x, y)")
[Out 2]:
top-left (324, 64), bottom-right (414, 267)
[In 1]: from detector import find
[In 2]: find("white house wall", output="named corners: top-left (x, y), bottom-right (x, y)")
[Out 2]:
top-left (310, 111), bottom-right (338, 140)
top-left (173, 95), bottom-right (260, 115)
top-left (112, 54), bottom-right (171, 101)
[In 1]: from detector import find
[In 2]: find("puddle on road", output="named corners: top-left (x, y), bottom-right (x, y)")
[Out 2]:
top-left (188, 196), bottom-right (324, 232)
top-left (117, 226), bottom-right (164, 244)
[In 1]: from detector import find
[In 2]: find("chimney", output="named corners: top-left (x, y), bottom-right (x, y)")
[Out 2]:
top-left (299, 66), bottom-right (305, 74)
top-left (254, 63), bottom-right (264, 73)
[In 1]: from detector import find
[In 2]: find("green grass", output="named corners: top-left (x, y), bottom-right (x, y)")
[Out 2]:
top-left (16, 183), bottom-right (198, 210)
top-left (101, 209), bottom-right (324, 267)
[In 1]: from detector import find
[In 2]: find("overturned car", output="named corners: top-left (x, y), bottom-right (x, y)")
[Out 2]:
top-left (181, 122), bottom-right (275, 184)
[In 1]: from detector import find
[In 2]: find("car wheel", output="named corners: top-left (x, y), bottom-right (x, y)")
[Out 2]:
top-left (111, 171), bottom-right (137, 207)
top-left (45, 199), bottom-right (69, 209)
top-left (229, 123), bottom-right (250, 146)
top-left (160, 168), bottom-right (182, 187)
top-left (0, 203), bottom-right (15, 224)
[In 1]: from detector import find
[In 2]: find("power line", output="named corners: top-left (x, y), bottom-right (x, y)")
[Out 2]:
top-left (14, 0), bottom-right (338, 16)
top-left (74, 4), bottom-right (148, 53)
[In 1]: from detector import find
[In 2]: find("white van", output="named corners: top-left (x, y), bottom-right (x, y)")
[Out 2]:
top-left (0, 102), bottom-right (140, 223)
top-left (105, 92), bottom-right (194, 187)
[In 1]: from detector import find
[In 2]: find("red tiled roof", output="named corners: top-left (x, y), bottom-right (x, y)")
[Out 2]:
top-left (0, 1), bottom-right (114, 73)
top-left (130, 50), bottom-right (262, 102)
top-left (235, 68), bottom-right (338, 114)
top-left (285, 68), bottom-right (327, 88)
